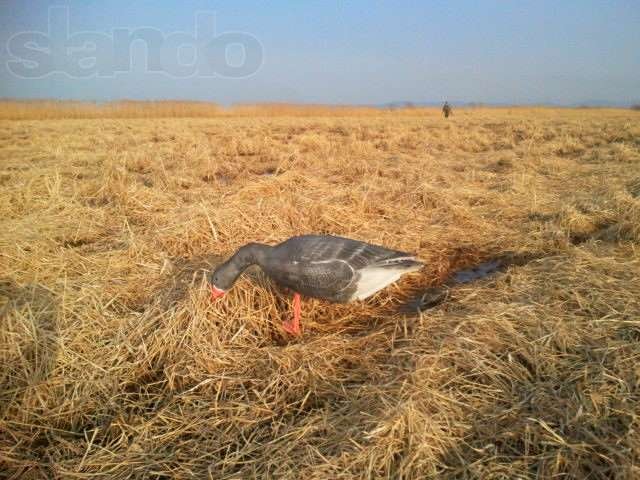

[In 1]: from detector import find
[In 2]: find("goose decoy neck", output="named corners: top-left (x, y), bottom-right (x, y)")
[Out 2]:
top-left (208, 242), bottom-right (271, 297)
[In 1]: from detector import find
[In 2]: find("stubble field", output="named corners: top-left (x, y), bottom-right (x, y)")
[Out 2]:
top-left (1, 104), bottom-right (639, 478)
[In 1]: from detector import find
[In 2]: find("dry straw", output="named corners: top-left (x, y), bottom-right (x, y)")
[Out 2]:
top-left (1, 103), bottom-right (639, 478)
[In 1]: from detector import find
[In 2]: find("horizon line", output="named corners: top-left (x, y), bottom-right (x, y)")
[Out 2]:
top-left (1, 98), bottom-right (638, 109)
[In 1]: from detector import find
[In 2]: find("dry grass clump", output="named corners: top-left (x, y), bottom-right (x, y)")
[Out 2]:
top-left (1, 107), bottom-right (639, 478)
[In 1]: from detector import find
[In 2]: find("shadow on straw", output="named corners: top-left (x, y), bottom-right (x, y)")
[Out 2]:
top-left (0, 279), bottom-right (59, 412)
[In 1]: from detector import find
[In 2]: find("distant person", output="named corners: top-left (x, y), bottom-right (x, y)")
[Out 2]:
top-left (442, 101), bottom-right (452, 118)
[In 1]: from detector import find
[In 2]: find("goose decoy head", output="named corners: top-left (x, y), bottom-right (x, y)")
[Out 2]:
top-left (208, 254), bottom-right (250, 300)
top-left (207, 243), bottom-right (267, 301)
top-left (208, 264), bottom-right (235, 300)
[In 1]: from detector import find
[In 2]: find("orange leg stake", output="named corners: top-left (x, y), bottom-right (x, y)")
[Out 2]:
top-left (282, 292), bottom-right (302, 336)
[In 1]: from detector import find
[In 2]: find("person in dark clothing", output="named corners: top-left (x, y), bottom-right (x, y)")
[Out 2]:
top-left (442, 101), bottom-right (452, 118)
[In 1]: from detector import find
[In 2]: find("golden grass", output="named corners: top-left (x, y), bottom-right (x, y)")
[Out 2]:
top-left (0, 100), bottom-right (223, 120)
top-left (0, 100), bottom-right (447, 120)
top-left (3, 99), bottom-right (631, 121)
top-left (1, 105), bottom-right (639, 478)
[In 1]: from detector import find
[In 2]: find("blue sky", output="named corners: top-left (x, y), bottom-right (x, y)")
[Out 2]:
top-left (1, 0), bottom-right (638, 105)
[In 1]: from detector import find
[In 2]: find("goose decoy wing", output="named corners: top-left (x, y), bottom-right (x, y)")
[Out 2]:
top-left (280, 235), bottom-right (416, 269)
top-left (267, 235), bottom-right (420, 302)
top-left (268, 257), bottom-right (356, 301)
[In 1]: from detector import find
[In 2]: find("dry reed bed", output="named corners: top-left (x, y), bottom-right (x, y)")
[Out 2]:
top-left (1, 108), bottom-right (639, 478)
top-left (0, 99), bottom-right (631, 120)
top-left (0, 101), bottom-right (428, 120)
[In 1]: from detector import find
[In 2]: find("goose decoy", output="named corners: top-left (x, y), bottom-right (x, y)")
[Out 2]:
top-left (208, 234), bottom-right (423, 335)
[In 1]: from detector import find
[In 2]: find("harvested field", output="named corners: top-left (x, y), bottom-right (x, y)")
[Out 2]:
top-left (1, 105), bottom-right (639, 478)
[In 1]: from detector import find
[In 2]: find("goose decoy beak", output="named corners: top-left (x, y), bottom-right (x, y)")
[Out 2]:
top-left (210, 285), bottom-right (226, 300)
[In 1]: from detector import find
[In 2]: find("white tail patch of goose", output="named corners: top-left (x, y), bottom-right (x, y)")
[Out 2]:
top-left (352, 265), bottom-right (417, 300)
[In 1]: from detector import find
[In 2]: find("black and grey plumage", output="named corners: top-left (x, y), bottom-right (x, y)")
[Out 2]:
top-left (208, 234), bottom-right (423, 335)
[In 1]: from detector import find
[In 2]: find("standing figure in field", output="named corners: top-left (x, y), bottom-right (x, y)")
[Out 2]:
top-left (442, 101), bottom-right (452, 118)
